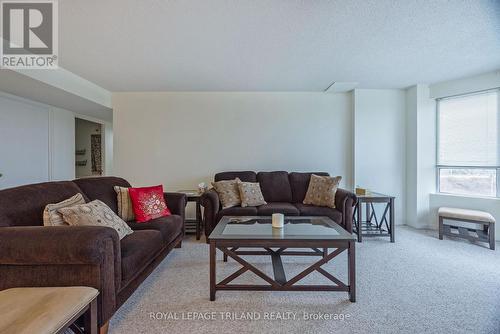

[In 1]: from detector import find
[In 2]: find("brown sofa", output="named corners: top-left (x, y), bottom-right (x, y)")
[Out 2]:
top-left (0, 177), bottom-right (186, 330)
top-left (201, 171), bottom-right (357, 238)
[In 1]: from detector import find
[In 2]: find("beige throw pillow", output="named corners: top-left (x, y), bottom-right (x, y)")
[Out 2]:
top-left (237, 181), bottom-right (267, 207)
top-left (58, 200), bottom-right (133, 240)
top-left (212, 178), bottom-right (241, 209)
top-left (114, 186), bottom-right (135, 221)
top-left (43, 193), bottom-right (86, 226)
top-left (303, 174), bottom-right (342, 209)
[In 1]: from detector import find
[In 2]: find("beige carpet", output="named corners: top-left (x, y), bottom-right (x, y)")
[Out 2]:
top-left (109, 226), bottom-right (500, 334)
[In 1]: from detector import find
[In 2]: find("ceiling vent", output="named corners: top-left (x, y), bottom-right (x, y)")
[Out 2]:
top-left (324, 82), bottom-right (359, 93)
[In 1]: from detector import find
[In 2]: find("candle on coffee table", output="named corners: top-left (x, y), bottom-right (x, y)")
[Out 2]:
top-left (272, 213), bottom-right (284, 228)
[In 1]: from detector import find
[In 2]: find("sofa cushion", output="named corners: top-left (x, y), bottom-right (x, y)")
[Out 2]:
top-left (58, 200), bottom-right (134, 240)
top-left (114, 186), bottom-right (135, 222)
top-left (73, 177), bottom-right (131, 214)
top-left (257, 203), bottom-right (299, 216)
top-left (238, 181), bottom-right (267, 207)
top-left (127, 215), bottom-right (183, 245)
top-left (120, 230), bottom-right (163, 283)
top-left (0, 181), bottom-right (88, 227)
top-left (303, 175), bottom-right (342, 209)
top-left (289, 172), bottom-right (330, 203)
top-left (128, 185), bottom-right (171, 223)
top-left (294, 203), bottom-right (343, 224)
top-left (43, 193), bottom-right (86, 226)
top-left (257, 171), bottom-right (293, 203)
top-left (215, 171), bottom-right (256, 182)
top-left (216, 206), bottom-right (258, 221)
top-left (212, 179), bottom-right (241, 209)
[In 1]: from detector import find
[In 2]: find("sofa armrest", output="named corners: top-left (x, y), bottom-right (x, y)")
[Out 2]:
top-left (335, 188), bottom-right (357, 233)
top-left (0, 226), bottom-right (120, 266)
top-left (164, 192), bottom-right (187, 221)
top-left (0, 226), bottom-right (121, 326)
top-left (200, 189), bottom-right (220, 238)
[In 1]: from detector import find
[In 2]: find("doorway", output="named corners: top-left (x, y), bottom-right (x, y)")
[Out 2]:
top-left (75, 118), bottom-right (103, 178)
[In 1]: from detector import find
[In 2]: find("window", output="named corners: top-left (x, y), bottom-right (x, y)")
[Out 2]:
top-left (437, 90), bottom-right (500, 197)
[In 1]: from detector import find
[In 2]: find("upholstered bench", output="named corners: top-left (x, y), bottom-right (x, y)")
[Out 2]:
top-left (0, 287), bottom-right (98, 334)
top-left (438, 207), bottom-right (495, 250)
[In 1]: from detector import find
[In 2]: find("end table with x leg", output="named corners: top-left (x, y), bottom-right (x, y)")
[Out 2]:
top-left (353, 192), bottom-right (395, 243)
top-left (178, 190), bottom-right (204, 240)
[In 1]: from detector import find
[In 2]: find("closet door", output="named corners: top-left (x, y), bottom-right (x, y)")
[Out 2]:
top-left (0, 96), bottom-right (49, 189)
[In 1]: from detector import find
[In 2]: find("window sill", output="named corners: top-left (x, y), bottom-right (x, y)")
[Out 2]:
top-left (430, 192), bottom-right (500, 202)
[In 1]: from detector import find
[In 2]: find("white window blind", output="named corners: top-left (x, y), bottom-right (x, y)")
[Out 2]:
top-left (437, 90), bottom-right (500, 197)
top-left (438, 91), bottom-right (498, 166)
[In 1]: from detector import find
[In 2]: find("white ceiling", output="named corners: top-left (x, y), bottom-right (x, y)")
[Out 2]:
top-left (58, 0), bottom-right (500, 91)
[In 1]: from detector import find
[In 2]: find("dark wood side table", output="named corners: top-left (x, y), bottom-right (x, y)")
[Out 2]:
top-left (178, 190), bottom-right (203, 240)
top-left (353, 192), bottom-right (395, 243)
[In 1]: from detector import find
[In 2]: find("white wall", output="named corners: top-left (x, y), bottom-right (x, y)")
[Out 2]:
top-left (353, 89), bottom-right (407, 224)
top-left (0, 94), bottom-right (50, 188)
top-left (405, 87), bottom-right (418, 226)
top-left (50, 107), bottom-right (76, 181)
top-left (415, 85), bottom-right (436, 227)
top-left (405, 85), bottom-right (436, 228)
top-left (104, 122), bottom-right (114, 176)
top-left (113, 92), bottom-right (353, 191)
top-left (0, 93), bottom-right (76, 188)
top-left (0, 91), bottom-right (113, 189)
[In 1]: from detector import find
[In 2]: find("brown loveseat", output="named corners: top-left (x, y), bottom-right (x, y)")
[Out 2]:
top-left (0, 177), bottom-right (186, 330)
top-left (201, 171), bottom-right (357, 239)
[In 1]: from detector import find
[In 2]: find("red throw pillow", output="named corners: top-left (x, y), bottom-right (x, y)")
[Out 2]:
top-left (128, 185), bottom-right (171, 223)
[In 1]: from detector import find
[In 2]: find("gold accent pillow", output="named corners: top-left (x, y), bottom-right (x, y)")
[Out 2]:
top-left (212, 178), bottom-right (242, 209)
top-left (43, 193), bottom-right (86, 226)
top-left (237, 181), bottom-right (267, 207)
top-left (114, 186), bottom-right (135, 221)
top-left (58, 200), bottom-right (133, 240)
top-left (303, 174), bottom-right (342, 208)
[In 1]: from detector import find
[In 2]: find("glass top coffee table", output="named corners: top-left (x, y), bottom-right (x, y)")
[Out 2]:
top-left (208, 216), bottom-right (356, 302)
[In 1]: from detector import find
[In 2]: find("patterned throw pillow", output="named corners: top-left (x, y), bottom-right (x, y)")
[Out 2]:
top-left (43, 193), bottom-right (86, 226)
top-left (237, 181), bottom-right (267, 207)
top-left (114, 186), bottom-right (135, 221)
top-left (303, 174), bottom-right (342, 208)
top-left (212, 178), bottom-right (241, 209)
top-left (58, 200), bottom-right (133, 240)
top-left (128, 185), bottom-right (171, 223)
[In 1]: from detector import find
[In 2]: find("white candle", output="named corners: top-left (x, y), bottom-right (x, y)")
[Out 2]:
top-left (272, 226), bottom-right (284, 237)
top-left (272, 213), bottom-right (284, 228)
